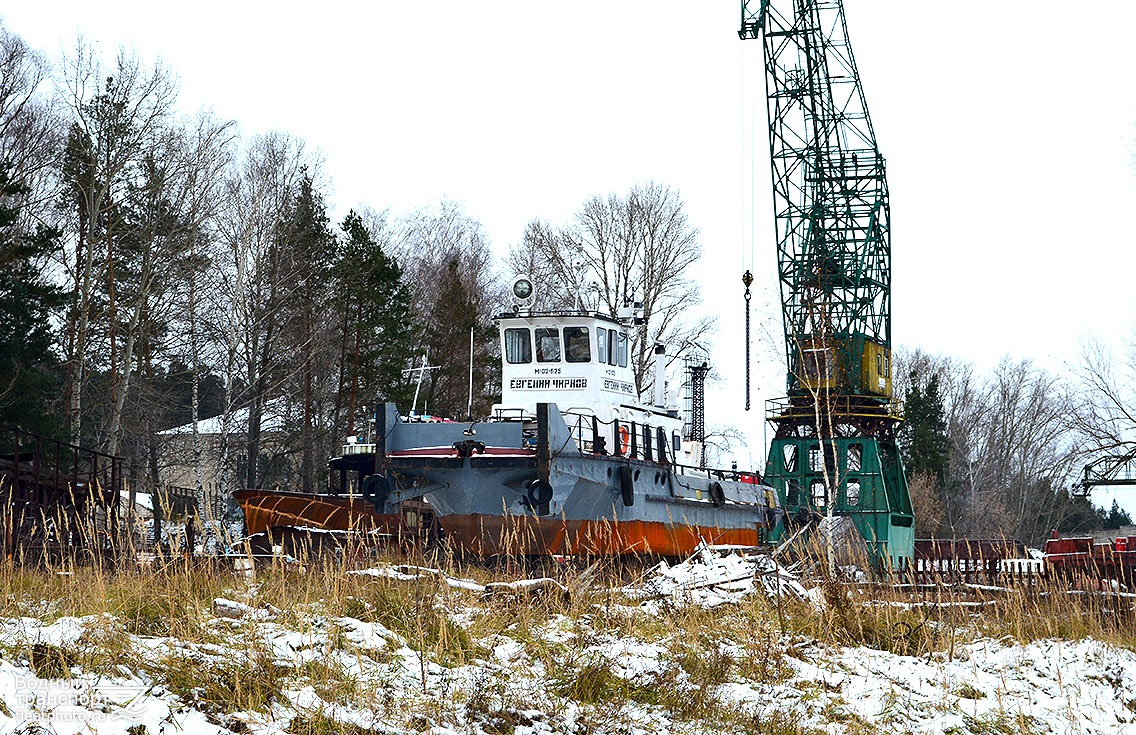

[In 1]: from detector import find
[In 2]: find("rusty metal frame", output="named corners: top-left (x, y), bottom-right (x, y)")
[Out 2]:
top-left (0, 425), bottom-right (123, 563)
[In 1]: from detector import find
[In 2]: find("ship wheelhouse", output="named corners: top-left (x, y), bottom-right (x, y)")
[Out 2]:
top-left (494, 310), bottom-right (638, 422)
top-left (492, 307), bottom-right (701, 467)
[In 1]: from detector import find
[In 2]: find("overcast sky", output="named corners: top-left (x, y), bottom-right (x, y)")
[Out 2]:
top-left (5, 2), bottom-right (1136, 497)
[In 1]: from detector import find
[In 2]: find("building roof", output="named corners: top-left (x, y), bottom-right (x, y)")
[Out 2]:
top-left (158, 398), bottom-right (288, 436)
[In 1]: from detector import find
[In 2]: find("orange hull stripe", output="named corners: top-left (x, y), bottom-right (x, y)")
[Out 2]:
top-left (437, 513), bottom-right (762, 557)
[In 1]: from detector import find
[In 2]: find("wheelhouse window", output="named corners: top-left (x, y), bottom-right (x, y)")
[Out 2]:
top-left (535, 327), bottom-right (561, 362)
top-left (504, 328), bottom-right (532, 364)
top-left (614, 331), bottom-right (629, 367)
top-left (596, 327), bottom-right (608, 364)
top-left (564, 326), bottom-right (591, 363)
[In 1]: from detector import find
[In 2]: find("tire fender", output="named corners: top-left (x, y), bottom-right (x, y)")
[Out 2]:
top-left (362, 473), bottom-right (390, 507)
top-left (708, 481), bottom-right (726, 507)
top-left (527, 479), bottom-right (553, 506)
top-left (619, 464), bottom-right (634, 507)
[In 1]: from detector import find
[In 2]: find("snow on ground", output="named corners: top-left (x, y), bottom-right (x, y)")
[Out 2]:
top-left (1, 559), bottom-right (1136, 735)
top-left (769, 637), bottom-right (1136, 734)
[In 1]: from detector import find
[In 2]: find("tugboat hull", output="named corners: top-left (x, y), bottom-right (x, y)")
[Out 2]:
top-left (377, 402), bottom-right (780, 557)
top-left (237, 284), bottom-right (792, 558)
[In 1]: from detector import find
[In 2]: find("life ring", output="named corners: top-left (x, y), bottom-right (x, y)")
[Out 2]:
top-left (708, 481), bottom-right (726, 507)
top-left (361, 474), bottom-right (390, 507)
top-left (618, 424), bottom-right (631, 455)
top-left (527, 479), bottom-right (553, 506)
top-left (618, 464), bottom-right (634, 507)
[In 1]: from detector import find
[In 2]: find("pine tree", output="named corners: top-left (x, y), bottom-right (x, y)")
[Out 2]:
top-left (1105, 500), bottom-right (1133, 529)
top-left (333, 210), bottom-right (417, 431)
top-left (0, 162), bottom-right (65, 436)
top-left (280, 173), bottom-right (335, 492)
top-left (899, 369), bottom-right (951, 533)
top-left (900, 370), bottom-right (950, 483)
top-left (422, 258), bottom-right (494, 419)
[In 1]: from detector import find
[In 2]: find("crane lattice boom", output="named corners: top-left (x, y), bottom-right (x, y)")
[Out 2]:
top-left (743, 0), bottom-right (891, 402)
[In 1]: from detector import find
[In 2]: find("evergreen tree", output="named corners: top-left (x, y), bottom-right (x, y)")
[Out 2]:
top-left (422, 258), bottom-right (494, 418)
top-left (0, 162), bottom-right (65, 436)
top-left (390, 202), bottom-right (503, 411)
top-left (900, 370), bottom-right (950, 484)
top-left (333, 210), bottom-right (416, 431)
top-left (280, 173), bottom-right (335, 492)
top-left (899, 369), bottom-right (951, 534)
top-left (1105, 499), bottom-right (1133, 529)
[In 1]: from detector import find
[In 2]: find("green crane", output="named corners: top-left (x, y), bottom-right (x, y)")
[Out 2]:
top-left (739, 0), bottom-right (914, 570)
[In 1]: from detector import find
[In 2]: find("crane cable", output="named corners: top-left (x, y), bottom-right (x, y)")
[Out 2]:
top-left (743, 270), bottom-right (753, 411)
top-left (740, 38), bottom-right (757, 413)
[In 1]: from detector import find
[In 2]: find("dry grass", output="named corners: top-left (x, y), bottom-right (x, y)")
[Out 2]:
top-left (1, 539), bottom-right (1134, 731)
top-left (158, 644), bottom-right (285, 714)
top-left (4, 545), bottom-right (1133, 651)
top-left (288, 711), bottom-right (384, 735)
top-left (764, 572), bottom-right (1136, 658)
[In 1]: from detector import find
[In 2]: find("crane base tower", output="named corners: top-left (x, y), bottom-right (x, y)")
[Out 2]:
top-left (764, 397), bottom-right (913, 571)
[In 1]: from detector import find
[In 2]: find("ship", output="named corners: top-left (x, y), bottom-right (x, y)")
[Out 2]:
top-left (238, 276), bottom-right (783, 557)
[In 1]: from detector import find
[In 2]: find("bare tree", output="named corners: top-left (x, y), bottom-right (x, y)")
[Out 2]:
top-left (57, 40), bottom-right (179, 446)
top-left (968, 360), bottom-right (1076, 540)
top-left (506, 218), bottom-right (578, 311)
top-left (1070, 334), bottom-right (1136, 458)
top-left (0, 23), bottom-right (60, 217)
top-left (508, 182), bottom-right (714, 395)
top-left (907, 471), bottom-right (946, 536)
top-left (391, 199), bottom-right (503, 318)
top-left (896, 349), bottom-right (1084, 542)
top-left (208, 132), bottom-right (316, 491)
top-left (104, 113), bottom-right (234, 461)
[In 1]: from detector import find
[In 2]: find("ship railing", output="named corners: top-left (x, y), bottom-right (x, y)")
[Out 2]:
top-left (559, 410), bottom-right (765, 485)
top-left (489, 407), bottom-right (535, 422)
